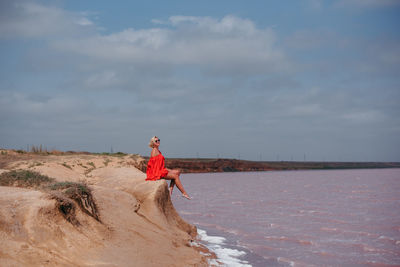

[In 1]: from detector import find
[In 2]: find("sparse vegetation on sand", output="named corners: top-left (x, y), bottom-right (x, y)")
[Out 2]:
top-left (98, 152), bottom-right (127, 157)
top-left (77, 162), bottom-right (88, 168)
top-left (0, 170), bottom-right (100, 224)
top-left (61, 162), bottom-right (73, 169)
top-left (84, 162), bottom-right (96, 175)
top-left (87, 162), bottom-right (95, 168)
top-left (28, 161), bottom-right (44, 168)
top-left (103, 158), bottom-right (111, 166)
top-left (0, 169), bottom-right (54, 187)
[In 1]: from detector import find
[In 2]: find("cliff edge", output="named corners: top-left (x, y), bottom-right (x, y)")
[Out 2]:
top-left (0, 151), bottom-right (208, 266)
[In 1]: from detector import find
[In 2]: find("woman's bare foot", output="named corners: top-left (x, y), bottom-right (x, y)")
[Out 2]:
top-left (182, 194), bottom-right (191, 200)
top-left (169, 187), bottom-right (173, 197)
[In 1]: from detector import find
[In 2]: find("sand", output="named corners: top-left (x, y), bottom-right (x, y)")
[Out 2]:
top-left (0, 151), bottom-right (210, 266)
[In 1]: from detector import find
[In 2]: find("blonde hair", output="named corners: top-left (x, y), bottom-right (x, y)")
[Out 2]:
top-left (148, 136), bottom-right (158, 148)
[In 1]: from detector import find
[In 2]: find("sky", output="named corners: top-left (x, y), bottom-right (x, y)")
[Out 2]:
top-left (0, 0), bottom-right (399, 161)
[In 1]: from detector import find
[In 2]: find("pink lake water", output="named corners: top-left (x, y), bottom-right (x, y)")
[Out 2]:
top-left (172, 168), bottom-right (400, 266)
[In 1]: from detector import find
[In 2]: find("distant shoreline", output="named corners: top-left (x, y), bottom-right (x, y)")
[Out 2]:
top-left (161, 158), bottom-right (400, 173)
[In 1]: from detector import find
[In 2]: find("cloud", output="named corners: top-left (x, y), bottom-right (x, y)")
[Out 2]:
top-left (307, 0), bottom-right (323, 11)
top-left (342, 110), bottom-right (385, 123)
top-left (283, 27), bottom-right (400, 81)
top-left (50, 15), bottom-right (290, 76)
top-left (0, 1), bottom-right (95, 39)
top-left (168, 15), bottom-right (257, 35)
top-left (284, 30), bottom-right (331, 50)
top-left (84, 71), bottom-right (120, 89)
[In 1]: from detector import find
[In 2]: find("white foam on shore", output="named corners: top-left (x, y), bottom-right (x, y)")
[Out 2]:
top-left (197, 228), bottom-right (252, 267)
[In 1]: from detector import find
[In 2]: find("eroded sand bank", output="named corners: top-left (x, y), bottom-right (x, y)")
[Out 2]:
top-left (0, 151), bottom-right (210, 266)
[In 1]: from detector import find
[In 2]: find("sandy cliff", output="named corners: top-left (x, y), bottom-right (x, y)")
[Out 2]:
top-left (0, 151), bottom-right (209, 266)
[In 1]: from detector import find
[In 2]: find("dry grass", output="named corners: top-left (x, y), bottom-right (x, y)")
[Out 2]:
top-left (84, 163), bottom-right (96, 175)
top-left (30, 145), bottom-right (47, 154)
top-left (61, 162), bottom-right (72, 169)
top-left (0, 170), bottom-right (54, 187)
top-left (87, 162), bottom-right (95, 168)
top-left (103, 158), bottom-right (111, 166)
top-left (0, 170), bottom-right (100, 224)
top-left (98, 152), bottom-right (127, 157)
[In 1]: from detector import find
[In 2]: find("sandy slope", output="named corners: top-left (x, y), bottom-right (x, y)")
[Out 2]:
top-left (0, 153), bottom-right (209, 266)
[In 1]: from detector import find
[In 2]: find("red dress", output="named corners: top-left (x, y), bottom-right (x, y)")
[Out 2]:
top-left (146, 153), bottom-right (169, 181)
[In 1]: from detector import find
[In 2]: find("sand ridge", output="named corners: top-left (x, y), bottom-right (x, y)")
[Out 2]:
top-left (0, 152), bottom-right (210, 266)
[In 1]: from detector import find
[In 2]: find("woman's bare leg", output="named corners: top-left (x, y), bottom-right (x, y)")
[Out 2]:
top-left (169, 180), bottom-right (175, 196)
top-left (164, 169), bottom-right (190, 199)
top-left (166, 168), bottom-right (175, 196)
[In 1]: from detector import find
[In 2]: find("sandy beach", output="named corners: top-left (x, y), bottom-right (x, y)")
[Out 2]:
top-left (0, 150), bottom-right (211, 266)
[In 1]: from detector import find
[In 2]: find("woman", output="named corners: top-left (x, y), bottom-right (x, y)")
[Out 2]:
top-left (146, 136), bottom-right (191, 200)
